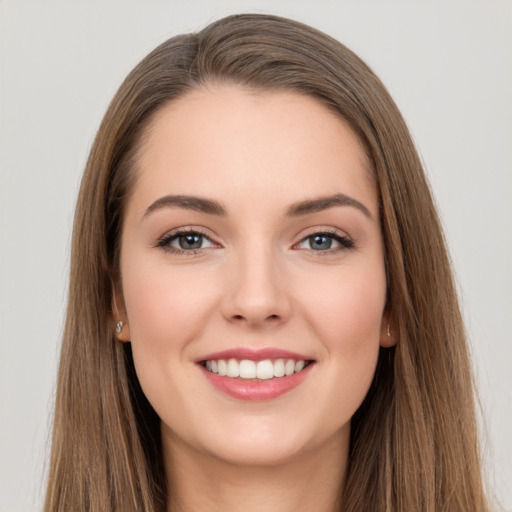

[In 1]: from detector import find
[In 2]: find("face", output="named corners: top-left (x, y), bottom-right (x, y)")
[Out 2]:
top-left (117, 85), bottom-right (390, 467)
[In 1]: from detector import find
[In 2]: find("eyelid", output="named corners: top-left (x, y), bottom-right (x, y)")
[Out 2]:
top-left (293, 228), bottom-right (355, 252)
top-left (153, 225), bottom-right (354, 255)
top-left (154, 226), bottom-right (221, 253)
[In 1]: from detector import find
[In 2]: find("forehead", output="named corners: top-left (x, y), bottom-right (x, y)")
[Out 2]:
top-left (130, 85), bottom-right (377, 217)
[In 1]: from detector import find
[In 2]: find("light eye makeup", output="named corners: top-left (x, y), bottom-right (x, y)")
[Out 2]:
top-left (155, 228), bottom-right (218, 255)
top-left (153, 227), bottom-right (356, 257)
top-left (294, 229), bottom-right (355, 255)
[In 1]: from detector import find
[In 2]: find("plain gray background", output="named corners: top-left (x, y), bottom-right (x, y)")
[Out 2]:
top-left (1, 1), bottom-right (511, 511)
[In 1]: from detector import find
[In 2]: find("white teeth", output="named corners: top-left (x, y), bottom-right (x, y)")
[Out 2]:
top-left (226, 358), bottom-right (240, 378)
top-left (204, 358), bottom-right (310, 379)
top-left (273, 359), bottom-right (285, 377)
top-left (239, 360), bottom-right (256, 378)
top-left (217, 359), bottom-right (227, 376)
top-left (284, 359), bottom-right (295, 376)
top-left (256, 360), bottom-right (274, 380)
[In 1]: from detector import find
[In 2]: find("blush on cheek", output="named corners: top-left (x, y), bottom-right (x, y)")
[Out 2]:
top-left (309, 282), bottom-right (384, 347)
top-left (121, 280), bottom-right (171, 361)
top-left (122, 260), bottom-right (222, 356)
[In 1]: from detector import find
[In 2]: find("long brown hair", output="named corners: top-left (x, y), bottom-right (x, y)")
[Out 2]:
top-left (44, 14), bottom-right (489, 511)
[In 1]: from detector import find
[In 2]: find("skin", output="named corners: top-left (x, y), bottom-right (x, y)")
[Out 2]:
top-left (116, 85), bottom-right (394, 512)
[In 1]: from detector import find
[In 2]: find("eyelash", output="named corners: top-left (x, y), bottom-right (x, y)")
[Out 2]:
top-left (295, 229), bottom-right (355, 256)
top-left (155, 228), bottom-right (215, 255)
top-left (155, 228), bottom-right (355, 255)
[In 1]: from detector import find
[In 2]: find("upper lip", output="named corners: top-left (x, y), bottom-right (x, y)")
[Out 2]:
top-left (195, 347), bottom-right (314, 363)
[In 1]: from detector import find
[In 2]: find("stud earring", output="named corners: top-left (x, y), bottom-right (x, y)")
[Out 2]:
top-left (116, 321), bottom-right (123, 334)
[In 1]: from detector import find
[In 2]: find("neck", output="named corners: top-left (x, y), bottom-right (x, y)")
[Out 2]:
top-left (163, 428), bottom-right (349, 512)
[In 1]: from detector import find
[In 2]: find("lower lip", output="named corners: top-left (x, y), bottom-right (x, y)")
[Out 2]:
top-left (199, 363), bottom-right (314, 401)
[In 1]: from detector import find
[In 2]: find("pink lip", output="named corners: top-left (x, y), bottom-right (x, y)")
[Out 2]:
top-left (199, 363), bottom-right (314, 401)
top-left (195, 347), bottom-right (315, 401)
top-left (195, 347), bottom-right (312, 363)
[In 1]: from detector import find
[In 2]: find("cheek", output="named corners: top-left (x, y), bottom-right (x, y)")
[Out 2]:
top-left (119, 256), bottom-right (223, 414)
top-left (297, 262), bottom-right (386, 410)
top-left (302, 265), bottom-right (386, 349)
top-left (120, 257), bottom-right (221, 416)
top-left (122, 256), bottom-right (218, 348)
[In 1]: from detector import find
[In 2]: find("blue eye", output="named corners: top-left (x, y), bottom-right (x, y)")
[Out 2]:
top-left (157, 230), bottom-right (216, 252)
top-left (308, 234), bottom-right (334, 250)
top-left (297, 232), bottom-right (354, 252)
top-left (174, 233), bottom-right (206, 250)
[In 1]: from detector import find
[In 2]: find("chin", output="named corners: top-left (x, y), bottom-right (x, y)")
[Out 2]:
top-left (172, 413), bottom-right (350, 469)
top-left (209, 436), bottom-right (308, 467)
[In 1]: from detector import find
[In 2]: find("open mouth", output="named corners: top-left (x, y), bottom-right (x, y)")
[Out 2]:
top-left (200, 358), bottom-right (314, 380)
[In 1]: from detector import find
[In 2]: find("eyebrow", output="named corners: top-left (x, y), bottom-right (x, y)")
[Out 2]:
top-left (143, 192), bottom-right (372, 220)
top-left (144, 195), bottom-right (227, 217)
top-left (286, 193), bottom-right (372, 219)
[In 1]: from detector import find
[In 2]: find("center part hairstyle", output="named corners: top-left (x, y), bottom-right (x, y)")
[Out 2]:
top-left (45, 13), bottom-right (489, 512)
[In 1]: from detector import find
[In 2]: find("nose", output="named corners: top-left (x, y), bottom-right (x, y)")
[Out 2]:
top-left (221, 246), bottom-right (291, 329)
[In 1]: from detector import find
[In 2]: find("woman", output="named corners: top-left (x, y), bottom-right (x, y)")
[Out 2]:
top-left (44, 13), bottom-right (489, 512)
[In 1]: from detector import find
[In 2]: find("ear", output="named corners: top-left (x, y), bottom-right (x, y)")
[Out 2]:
top-left (112, 281), bottom-right (131, 343)
top-left (379, 309), bottom-right (397, 348)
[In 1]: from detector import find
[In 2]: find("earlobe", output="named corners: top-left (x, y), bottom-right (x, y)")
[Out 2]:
top-left (112, 281), bottom-right (131, 342)
top-left (115, 320), bottom-right (131, 342)
top-left (380, 314), bottom-right (397, 348)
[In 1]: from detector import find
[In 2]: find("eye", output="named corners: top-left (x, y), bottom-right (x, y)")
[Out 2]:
top-left (156, 230), bottom-right (217, 253)
top-left (296, 232), bottom-right (354, 252)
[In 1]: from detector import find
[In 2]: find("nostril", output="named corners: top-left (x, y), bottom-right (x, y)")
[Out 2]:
top-left (230, 313), bottom-right (281, 324)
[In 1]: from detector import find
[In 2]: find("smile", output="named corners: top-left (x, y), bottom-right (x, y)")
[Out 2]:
top-left (203, 358), bottom-right (311, 379)
top-left (197, 348), bottom-right (315, 401)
